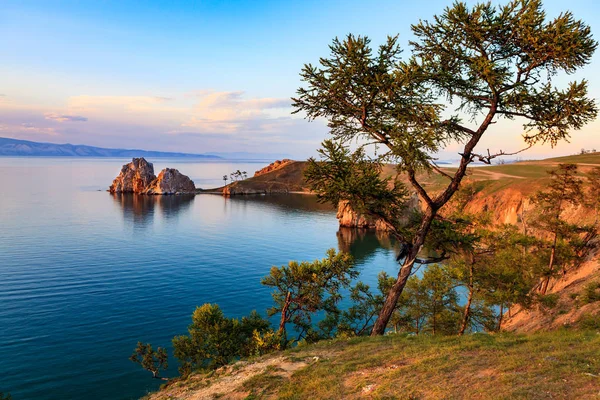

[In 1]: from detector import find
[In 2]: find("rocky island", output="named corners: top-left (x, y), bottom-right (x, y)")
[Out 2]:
top-left (109, 157), bottom-right (196, 195)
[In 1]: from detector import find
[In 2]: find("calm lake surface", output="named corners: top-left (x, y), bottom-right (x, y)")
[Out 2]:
top-left (0, 157), bottom-right (401, 400)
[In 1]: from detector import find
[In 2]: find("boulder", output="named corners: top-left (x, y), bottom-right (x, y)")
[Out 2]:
top-left (143, 168), bottom-right (196, 195)
top-left (109, 158), bottom-right (156, 194)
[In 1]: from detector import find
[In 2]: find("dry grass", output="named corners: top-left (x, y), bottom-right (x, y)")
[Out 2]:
top-left (147, 330), bottom-right (600, 400)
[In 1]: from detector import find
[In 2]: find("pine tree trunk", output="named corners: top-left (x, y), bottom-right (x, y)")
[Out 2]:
top-left (498, 304), bottom-right (504, 331)
top-left (278, 291), bottom-right (292, 335)
top-left (370, 209), bottom-right (435, 336)
top-left (541, 232), bottom-right (558, 295)
top-left (459, 264), bottom-right (475, 336)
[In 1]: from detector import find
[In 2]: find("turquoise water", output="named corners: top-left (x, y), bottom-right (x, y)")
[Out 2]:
top-left (0, 157), bottom-right (400, 399)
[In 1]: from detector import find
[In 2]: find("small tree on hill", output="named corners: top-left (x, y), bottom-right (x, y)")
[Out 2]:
top-left (587, 167), bottom-right (600, 226)
top-left (223, 175), bottom-right (228, 186)
top-left (531, 163), bottom-right (586, 293)
top-left (261, 249), bottom-right (356, 344)
top-left (293, 0), bottom-right (597, 335)
top-left (129, 342), bottom-right (168, 379)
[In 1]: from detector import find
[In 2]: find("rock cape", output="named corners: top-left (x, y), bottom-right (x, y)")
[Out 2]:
top-left (109, 158), bottom-right (196, 195)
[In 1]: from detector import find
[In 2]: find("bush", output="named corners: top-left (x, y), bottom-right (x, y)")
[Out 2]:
top-left (173, 304), bottom-right (274, 375)
top-left (581, 281), bottom-right (600, 304)
top-left (537, 293), bottom-right (560, 309)
top-left (578, 314), bottom-right (600, 330)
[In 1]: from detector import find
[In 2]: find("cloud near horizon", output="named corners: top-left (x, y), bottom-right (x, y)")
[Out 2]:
top-left (180, 91), bottom-right (293, 134)
top-left (0, 90), bottom-right (328, 157)
top-left (44, 112), bottom-right (88, 122)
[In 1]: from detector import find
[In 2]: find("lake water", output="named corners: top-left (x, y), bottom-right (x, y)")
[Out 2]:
top-left (0, 157), bottom-right (401, 400)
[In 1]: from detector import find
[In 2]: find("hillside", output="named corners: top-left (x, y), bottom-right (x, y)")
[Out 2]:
top-left (144, 154), bottom-right (600, 400)
top-left (0, 137), bottom-right (221, 158)
top-left (217, 152), bottom-right (600, 198)
top-left (217, 153), bottom-right (600, 332)
top-left (147, 331), bottom-right (600, 400)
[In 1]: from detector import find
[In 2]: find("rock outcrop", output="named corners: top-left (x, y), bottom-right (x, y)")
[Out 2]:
top-left (336, 201), bottom-right (390, 230)
top-left (143, 168), bottom-right (196, 195)
top-left (336, 193), bottom-right (421, 230)
top-left (109, 158), bottom-right (156, 194)
top-left (253, 159), bottom-right (293, 177)
top-left (109, 158), bottom-right (196, 195)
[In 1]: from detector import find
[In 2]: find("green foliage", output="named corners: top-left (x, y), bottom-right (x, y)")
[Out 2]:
top-left (342, 266), bottom-right (463, 336)
top-left (581, 281), bottom-right (600, 304)
top-left (305, 141), bottom-right (410, 234)
top-left (261, 249), bottom-right (356, 343)
top-left (578, 314), bottom-right (600, 330)
top-left (172, 304), bottom-right (272, 375)
top-left (0, 393), bottom-right (11, 400)
top-left (130, 342), bottom-right (168, 379)
top-left (293, 0), bottom-right (597, 334)
top-left (337, 277), bottom-right (387, 336)
top-left (531, 164), bottom-right (594, 292)
top-left (537, 293), bottom-right (560, 309)
top-left (586, 167), bottom-right (600, 225)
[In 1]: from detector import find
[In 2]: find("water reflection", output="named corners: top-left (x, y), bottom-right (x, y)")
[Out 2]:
top-left (337, 227), bottom-right (400, 265)
top-left (110, 194), bottom-right (195, 226)
top-left (224, 193), bottom-right (334, 213)
top-left (226, 194), bottom-right (399, 266)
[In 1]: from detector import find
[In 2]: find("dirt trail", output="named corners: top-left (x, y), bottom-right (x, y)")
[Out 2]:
top-left (148, 355), bottom-right (312, 400)
top-left (471, 169), bottom-right (526, 180)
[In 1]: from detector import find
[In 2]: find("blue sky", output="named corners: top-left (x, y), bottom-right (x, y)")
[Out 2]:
top-left (1, 0), bottom-right (599, 159)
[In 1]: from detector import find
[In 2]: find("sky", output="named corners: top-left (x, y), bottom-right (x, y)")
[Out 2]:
top-left (0, 0), bottom-right (599, 159)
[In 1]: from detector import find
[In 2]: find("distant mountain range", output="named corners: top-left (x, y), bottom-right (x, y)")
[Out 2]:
top-left (0, 137), bottom-right (223, 158)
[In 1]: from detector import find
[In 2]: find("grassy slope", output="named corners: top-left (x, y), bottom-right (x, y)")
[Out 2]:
top-left (151, 154), bottom-right (600, 400)
top-left (218, 152), bottom-right (600, 196)
top-left (149, 330), bottom-right (600, 400)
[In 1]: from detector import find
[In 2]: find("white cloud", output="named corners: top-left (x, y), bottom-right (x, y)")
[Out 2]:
top-left (44, 112), bottom-right (88, 122)
top-left (182, 91), bottom-right (292, 134)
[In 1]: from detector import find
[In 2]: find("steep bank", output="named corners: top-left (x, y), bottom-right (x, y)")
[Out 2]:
top-left (147, 331), bottom-right (600, 400)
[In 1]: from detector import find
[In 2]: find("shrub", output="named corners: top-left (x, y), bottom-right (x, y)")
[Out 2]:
top-left (173, 304), bottom-right (274, 375)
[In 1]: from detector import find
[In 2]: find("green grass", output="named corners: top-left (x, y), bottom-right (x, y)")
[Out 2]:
top-left (268, 331), bottom-right (600, 399)
top-left (544, 152), bottom-right (600, 164)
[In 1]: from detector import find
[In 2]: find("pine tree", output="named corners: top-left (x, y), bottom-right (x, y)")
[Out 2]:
top-left (294, 0), bottom-right (597, 335)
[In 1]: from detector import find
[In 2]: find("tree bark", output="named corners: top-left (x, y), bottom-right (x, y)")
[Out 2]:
top-left (458, 265), bottom-right (474, 336)
top-left (371, 208), bottom-right (435, 335)
top-left (278, 291), bottom-right (292, 335)
top-left (541, 232), bottom-right (558, 295)
top-left (498, 304), bottom-right (504, 332)
top-left (369, 102), bottom-right (497, 336)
